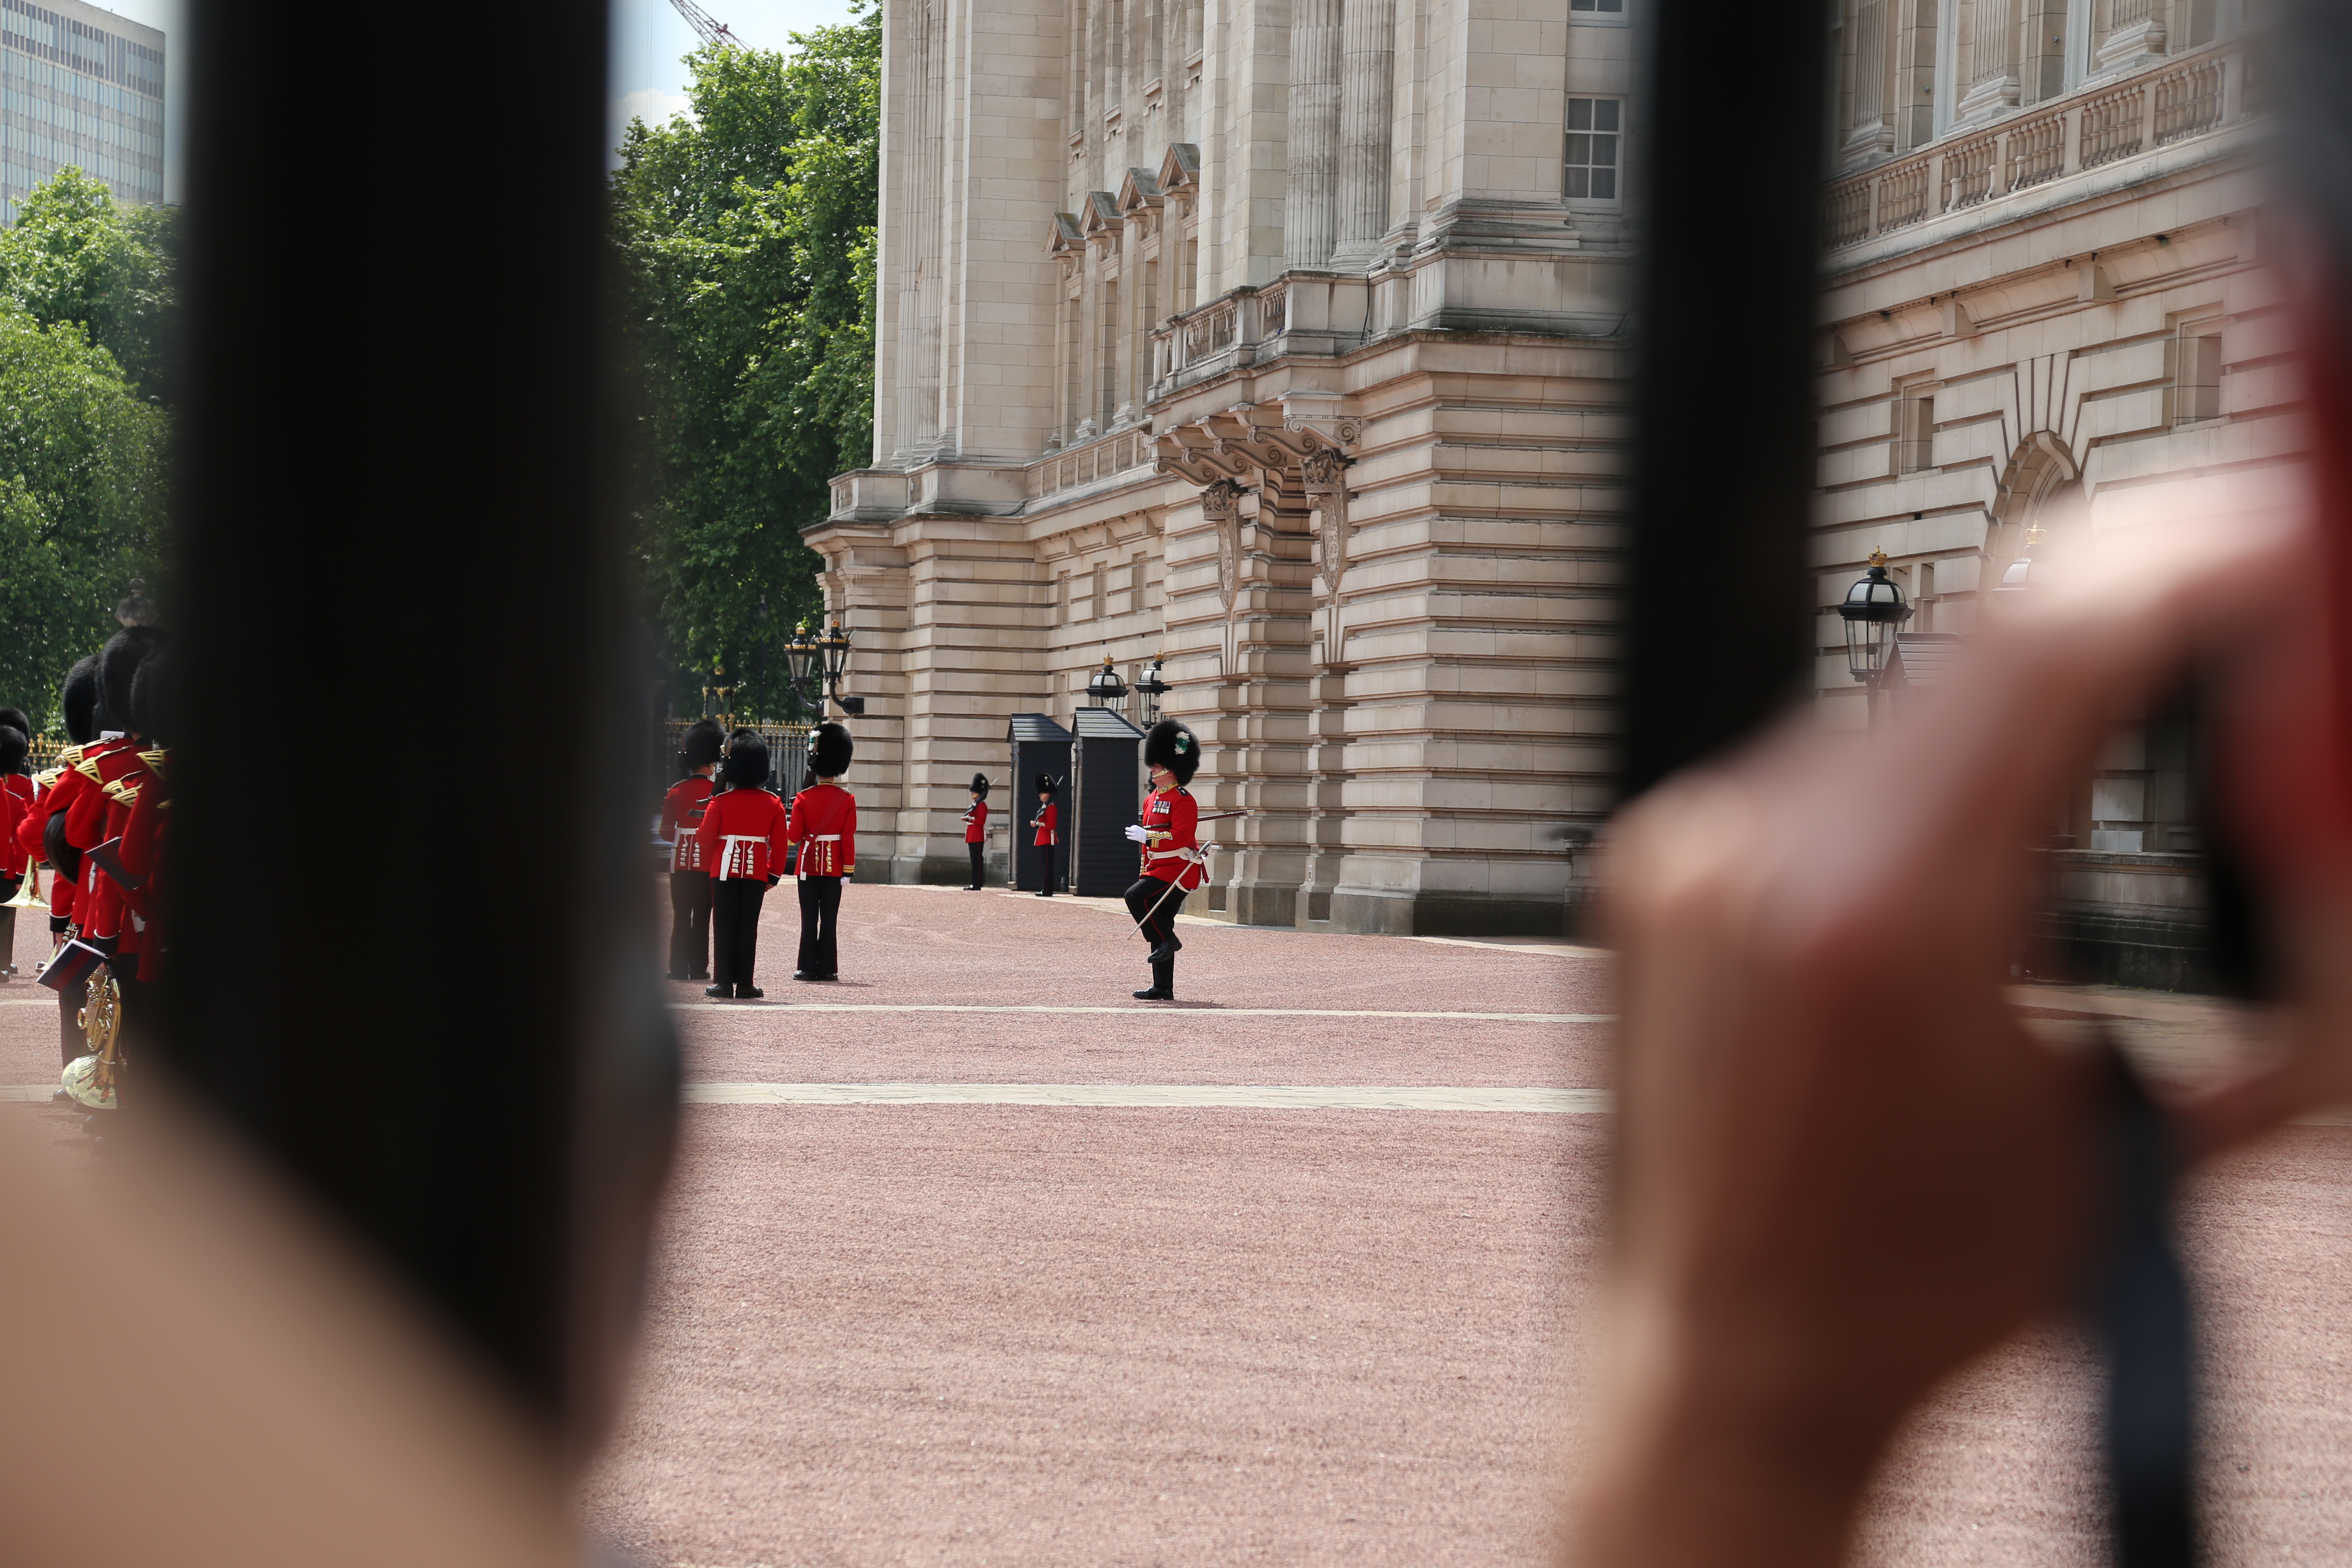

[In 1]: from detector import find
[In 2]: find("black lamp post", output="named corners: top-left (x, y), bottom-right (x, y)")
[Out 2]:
top-left (820, 621), bottom-right (852, 704)
top-left (1084, 652), bottom-right (1129, 706)
top-left (1838, 549), bottom-right (1912, 719)
top-left (1133, 655), bottom-right (1170, 723)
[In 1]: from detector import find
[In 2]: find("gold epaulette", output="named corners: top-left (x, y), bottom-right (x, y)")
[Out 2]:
top-left (138, 748), bottom-right (167, 779)
top-left (32, 767), bottom-right (61, 790)
top-left (54, 743), bottom-right (83, 767)
top-left (73, 755), bottom-right (103, 782)
top-left (103, 778), bottom-right (141, 806)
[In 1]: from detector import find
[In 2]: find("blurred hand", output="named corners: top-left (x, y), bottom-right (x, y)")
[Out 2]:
top-left (1124, 824), bottom-right (1149, 843)
top-left (1570, 473), bottom-right (2334, 1568)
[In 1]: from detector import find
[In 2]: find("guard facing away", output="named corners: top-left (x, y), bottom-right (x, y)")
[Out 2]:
top-left (694, 733), bottom-right (787, 1000)
top-left (786, 722), bottom-right (857, 981)
top-left (1124, 720), bottom-right (1205, 1001)
top-left (662, 717), bottom-right (724, 980)
top-left (962, 772), bottom-right (989, 890)
top-left (0, 712), bottom-right (31, 980)
top-left (1032, 774), bottom-right (1059, 897)
top-left (28, 658), bottom-right (98, 1070)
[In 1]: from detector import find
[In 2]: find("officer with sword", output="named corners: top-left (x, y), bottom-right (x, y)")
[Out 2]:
top-left (1123, 719), bottom-right (1208, 1001)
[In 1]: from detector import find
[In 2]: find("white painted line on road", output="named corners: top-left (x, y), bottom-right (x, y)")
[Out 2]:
top-left (1, 1084), bottom-right (55, 1101)
top-left (671, 1003), bottom-right (1611, 1023)
top-left (683, 1081), bottom-right (1612, 1112)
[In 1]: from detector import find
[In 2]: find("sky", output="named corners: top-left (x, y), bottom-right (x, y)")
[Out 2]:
top-left (86, 0), bottom-right (861, 203)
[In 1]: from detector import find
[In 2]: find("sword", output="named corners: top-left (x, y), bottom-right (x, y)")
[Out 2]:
top-left (1129, 842), bottom-right (1214, 937)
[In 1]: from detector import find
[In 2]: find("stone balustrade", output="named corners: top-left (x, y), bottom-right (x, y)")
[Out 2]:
top-left (1823, 35), bottom-right (2260, 253)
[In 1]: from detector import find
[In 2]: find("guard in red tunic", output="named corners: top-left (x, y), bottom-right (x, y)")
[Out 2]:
top-left (661, 717), bottom-right (724, 980)
top-left (693, 733), bottom-right (788, 1000)
top-left (785, 722), bottom-right (857, 981)
top-left (1123, 719), bottom-right (1206, 1001)
top-left (0, 709), bottom-right (31, 980)
top-left (31, 658), bottom-right (98, 1068)
top-left (1031, 774), bottom-right (1060, 897)
top-left (961, 772), bottom-right (989, 890)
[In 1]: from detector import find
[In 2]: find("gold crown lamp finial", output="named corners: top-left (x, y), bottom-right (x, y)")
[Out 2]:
top-left (1867, 548), bottom-right (1890, 570)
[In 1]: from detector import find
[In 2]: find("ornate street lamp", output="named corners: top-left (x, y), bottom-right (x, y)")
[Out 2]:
top-left (784, 623), bottom-right (818, 692)
top-left (1838, 548), bottom-right (1912, 688)
top-left (1991, 520), bottom-right (2047, 597)
top-left (820, 621), bottom-right (852, 696)
top-left (1084, 651), bottom-right (1129, 705)
top-left (1133, 654), bottom-right (1170, 722)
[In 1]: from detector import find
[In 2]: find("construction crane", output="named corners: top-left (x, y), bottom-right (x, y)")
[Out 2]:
top-left (667, 0), bottom-right (741, 49)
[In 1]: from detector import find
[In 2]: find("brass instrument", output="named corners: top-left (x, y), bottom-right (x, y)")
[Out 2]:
top-left (3, 862), bottom-right (45, 912)
top-left (60, 970), bottom-right (120, 1111)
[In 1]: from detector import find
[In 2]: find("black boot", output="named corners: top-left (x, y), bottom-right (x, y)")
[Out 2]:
top-left (704, 982), bottom-right (733, 999)
top-left (1133, 955), bottom-right (1175, 1001)
top-left (1147, 932), bottom-right (1183, 962)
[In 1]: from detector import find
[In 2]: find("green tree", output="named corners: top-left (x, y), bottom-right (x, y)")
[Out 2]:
top-left (612, 5), bottom-right (879, 723)
top-left (0, 166), bottom-right (178, 401)
top-left (0, 304), bottom-right (168, 727)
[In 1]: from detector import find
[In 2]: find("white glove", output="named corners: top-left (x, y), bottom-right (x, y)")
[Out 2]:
top-left (1124, 824), bottom-right (1148, 843)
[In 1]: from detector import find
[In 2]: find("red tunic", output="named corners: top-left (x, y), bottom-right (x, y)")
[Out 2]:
top-left (785, 783), bottom-right (858, 878)
top-left (1139, 786), bottom-right (1203, 890)
top-left (0, 772), bottom-right (31, 878)
top-left (662, 775), bottom-right (717, 872)
top-left (109, 751), bottom-right (166, 966)
top-left (61, 739), bottom-right (143, 942)
top-left (695, 787), bottom-right (790, 882)
top-left (962, 798), bottom-right (988, 844)
top-left (1032, 801), bottom-right (1057, 847)
top-left (20, 765), bottom-right (67, 922)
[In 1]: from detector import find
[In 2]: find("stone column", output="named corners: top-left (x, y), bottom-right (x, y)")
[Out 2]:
top-left (1330, 0), bottom-right (1395, 270)
top-left (1284, 0), bottom-right (1342, 270)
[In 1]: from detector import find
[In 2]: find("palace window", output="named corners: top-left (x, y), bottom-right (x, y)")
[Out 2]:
top-left (1569, 0), bottom-right (1625, 14)
top-left (1564, 98), bottom-right (1622, 202)
top-left (2171, 327), bottom-right (2223, 426)
top-left (1897, 393), bottom-right (1936, 472)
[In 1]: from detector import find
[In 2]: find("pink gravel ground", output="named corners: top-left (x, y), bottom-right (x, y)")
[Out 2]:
top-left (10, 888), bottom-right (2352, 1563)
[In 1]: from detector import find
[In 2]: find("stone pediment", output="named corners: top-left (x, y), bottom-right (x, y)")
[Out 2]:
top-left (1043, 211), bottom-right (1083, 261)
top-left (1080, 190), bottom-right (1124, 248)
top-left (1116, 167), bottom-right (1163, 218)
top-left (1157, 142), bottom-right (1199, 201)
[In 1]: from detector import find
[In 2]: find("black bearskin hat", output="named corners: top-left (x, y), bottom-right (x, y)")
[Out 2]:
top-left (0, 726), bottom-right (23, 775)
top-left (130, 650), bottom-right (173, 747)
top-left (1034, 773), bottom-right (1054, 794)
top-left (97, 625), bottom-right (165, 736)
top-left (680, 717), bottom-right (725, 769)
top-left (810, 721), bottom-right (853, 778)
top-left (59, 657), bottom-right (100, 745)
top-left (721, 734), bottom-right (771, 788)
top-left (970, 772), bottom-right (989, 799)
top-left (1143, 719), bottom-right (1200, 787)
top-left (0, 707), bottom-right (28, 741)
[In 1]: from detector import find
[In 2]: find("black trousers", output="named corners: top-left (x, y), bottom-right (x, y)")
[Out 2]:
top-left (0, 880), bottom-right (16, 973)
top-left (668, 868), bottom-right (713, 977)
top-left (710, 877), bottom-right (767, 988)
top-left (966, 842), bottom-right (984, 888)
top-left (1036, 842), bottom-right (1056, 894)
top-left (1123, 877), bottom-right (1187, 993)
top-left (111, 962), bottom-right (145, 1112)
top-left (796, 875), bottom-right (844, 976)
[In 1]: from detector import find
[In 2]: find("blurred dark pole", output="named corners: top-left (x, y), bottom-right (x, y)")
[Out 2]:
top-left (169, 0), bottom-right (678, 1455)
top-left (1620, 1), bottom-right (1830, 797)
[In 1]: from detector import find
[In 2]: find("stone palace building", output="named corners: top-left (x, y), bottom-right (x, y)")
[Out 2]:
top-left (812, 0), bottom-right (2286, 961)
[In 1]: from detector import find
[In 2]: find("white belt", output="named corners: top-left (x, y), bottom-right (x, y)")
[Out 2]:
top-left (1145, 845), bottom-right (1194, 860)
top-left (719, 834), bottom-right (764, 879)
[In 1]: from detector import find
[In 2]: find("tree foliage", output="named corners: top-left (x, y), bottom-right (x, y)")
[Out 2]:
top-left (0, 166), bottom-right (178, 400)
top-left (612, 6), bottom-right (880, 723)
top-left (0, 169), bottom-right (173, 728)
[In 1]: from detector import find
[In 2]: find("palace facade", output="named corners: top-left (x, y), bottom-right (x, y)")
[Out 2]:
top-left (812, 0), bottom-right (2286, 964)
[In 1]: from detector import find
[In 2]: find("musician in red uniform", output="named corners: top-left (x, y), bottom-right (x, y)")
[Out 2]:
top-left (1031, 774), bottom-right (1060, 896)
top-left (785, 722), bottom-right (857, 981)
top-left (693, 733), bottom-right (788, 1000)
top-left (661, 717), bottom-right (724, 980)
top-left (961, 772), bottom-right (989, 890)
top-left (69, 629), bottom-right (163, 1107)
top-left (0, 709), bottom-right (31, 979)
top-left (30, 658), bottom-right (98, 1068)
top-left (1123, 720), bottom-right (1207, 1000)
